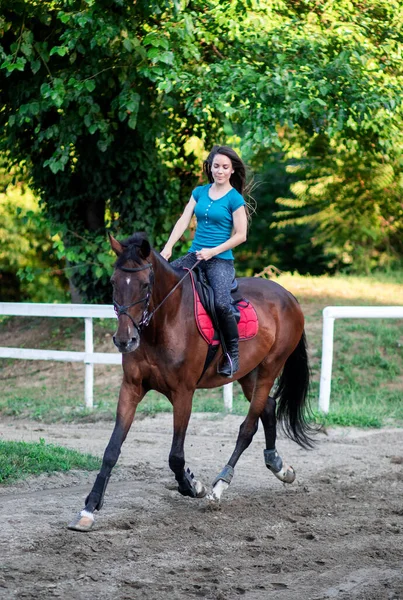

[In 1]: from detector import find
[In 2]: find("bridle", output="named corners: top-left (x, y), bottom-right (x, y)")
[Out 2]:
top-left (113, 257), bottom-right (200, 335)
top-left (113, 262), bottom-right (154, 335)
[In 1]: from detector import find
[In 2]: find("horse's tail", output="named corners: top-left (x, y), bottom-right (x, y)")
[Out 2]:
top-left (273, 330), bottom-right (315, 449)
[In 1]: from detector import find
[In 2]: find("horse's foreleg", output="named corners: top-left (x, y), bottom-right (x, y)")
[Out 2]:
top-left (68, 381), bottom-right (143, 531)
top-left (260, 396), bottom-right (296, 484)
top-left (169, 392), bottom-right (206, 499)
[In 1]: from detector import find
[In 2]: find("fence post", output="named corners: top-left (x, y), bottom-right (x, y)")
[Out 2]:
top-left (84, 317), bottom-right (94, 409)
top-left (223, 383), bottom-right (233, 412)
top-left (319, 309), bottom-right (335, 413)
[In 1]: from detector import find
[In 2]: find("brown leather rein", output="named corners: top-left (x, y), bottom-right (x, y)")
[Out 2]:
top-left (113, 258), bottom-right (201, 334)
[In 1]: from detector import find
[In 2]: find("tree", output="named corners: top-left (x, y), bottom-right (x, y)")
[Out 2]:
top-left (1, 0), bottom-right (402, 301)
top-left (0, 0), bottom-right (204, 301)
top-left (0, 184), bottom-right (68, 301)
top-left (272, 131), bottom-right (403, 273)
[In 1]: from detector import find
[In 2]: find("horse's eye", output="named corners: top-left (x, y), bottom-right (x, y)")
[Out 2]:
top-left (141, 282), bottom-right (148, 290)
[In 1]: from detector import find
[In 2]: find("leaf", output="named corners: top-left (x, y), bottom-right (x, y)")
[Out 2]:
top-left (157, 51), bottom-right (174, 65)
top-left (97, 252), bottom-right (112, 263)
top-left (143, 33), bottom-right (169, 49)
top-left (58, 11), bottom-right (71, 24)
top-left (30, 59), bottom-right (41, 74)
top-left (49, 46), bottom-right (68, 57)
top-left (125, 93), bottom-right (140, 113)
top-left (85, 80), bottom-right (96, 92)
top-left (128, 112), bottom-right (138, 129)
top-left (147, 47), bottom-right (160, 60)
top-left (97, 139), bottom-right (109, 152)
top-left (3, 58), bottom-right (26, 72)
top-left (49, 160), bottom-right (64, 174)
top-left (123, 38), bottom-right (133, 52)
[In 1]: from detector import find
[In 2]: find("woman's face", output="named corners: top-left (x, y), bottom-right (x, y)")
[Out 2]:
top-left (211, 153), bottom-right (234, 185)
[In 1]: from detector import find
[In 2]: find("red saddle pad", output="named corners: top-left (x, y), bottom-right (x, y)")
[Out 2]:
top-left (188, 271), bottom-right (259, 346)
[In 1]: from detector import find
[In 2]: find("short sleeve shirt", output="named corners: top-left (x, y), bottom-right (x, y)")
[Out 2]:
top-left (189, 184), bottom-right (245, 260)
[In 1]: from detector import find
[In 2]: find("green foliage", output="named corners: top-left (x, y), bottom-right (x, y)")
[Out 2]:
top-left (238, 146), bottom-right (334, 275)
top-left (0, 438), bottom-right (101, 484)
top-left (0, 185), bottom-right (69, 301)
top-left (0, 0), bottom-right (203, 301)
top-left (1, 1), bottom-right (403, 299)
top-left (272, 132), bottom-right (403, 273)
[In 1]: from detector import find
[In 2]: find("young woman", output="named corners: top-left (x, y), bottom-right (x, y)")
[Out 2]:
top-left (160, 145), bottom-right (249, 377)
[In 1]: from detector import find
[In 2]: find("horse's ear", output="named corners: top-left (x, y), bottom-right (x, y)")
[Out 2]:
top-left (138, 238), bottom-right (151, 259)
top-left (108, 233), bottom-right (124, 256)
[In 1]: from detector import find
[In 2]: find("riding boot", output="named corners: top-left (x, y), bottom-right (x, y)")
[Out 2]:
top-left (217, 309), bottom-right (239, 378)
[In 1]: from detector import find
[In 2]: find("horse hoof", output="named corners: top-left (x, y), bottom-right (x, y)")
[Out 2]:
top-left (68, 511), bottom-right (95, 532)
top-left (274, 465), bottom-right (296, 484)
top-left (195, 480), bottom-right (207, 498)
top-left (205, 493), bottom-right (222, 510)
top-left (206, 479), bottom-right (229, 504)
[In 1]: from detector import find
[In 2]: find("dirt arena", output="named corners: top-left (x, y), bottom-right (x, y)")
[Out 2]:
top-left (0, 413), bottom-right (402, 600)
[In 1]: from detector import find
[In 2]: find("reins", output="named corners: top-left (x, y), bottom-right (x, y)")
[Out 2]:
top-left (146, 259), bottom-right (201, 323)
top-left (113, 257), bottom-right (201, 333)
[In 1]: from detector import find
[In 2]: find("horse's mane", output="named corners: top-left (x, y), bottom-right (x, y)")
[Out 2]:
top-left (114, 232), bottom-right (179, 275)
top-left (115, 232), bottom-right (150, 268)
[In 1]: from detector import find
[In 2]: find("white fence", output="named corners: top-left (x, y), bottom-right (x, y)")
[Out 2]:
top-left (3, 303), bottom-right (402, 415)
top-left (319, 306), bottom-right (403, 413)
top-left (0, 302), bottom-right (234, 411)
top-left (0, 303), bottom-right (120, 409)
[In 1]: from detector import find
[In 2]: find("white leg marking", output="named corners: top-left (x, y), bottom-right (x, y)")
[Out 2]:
top-left (194, 480), bottom-right (206, 497)
top-left (80, 509), bottom-right (95, 522)
top-left (67, 509), bottom-right (95, 531)
top-left (208, 480), bottom-right (229, 502)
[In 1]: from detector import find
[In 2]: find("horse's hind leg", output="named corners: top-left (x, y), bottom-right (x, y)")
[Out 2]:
top-left (240, 374), bottom-right (295, 483)
top-left (260, 396), bottom-right (296, 484)
top-left (68, 381), bottom-right (144, 531)
top-left (209, 369), bottom-right (273, 502)
top-left (169, 390), bottom-right (206, 499)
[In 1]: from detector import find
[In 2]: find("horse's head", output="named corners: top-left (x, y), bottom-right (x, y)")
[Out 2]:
top-left (109, 233), bottom-right (153, 354)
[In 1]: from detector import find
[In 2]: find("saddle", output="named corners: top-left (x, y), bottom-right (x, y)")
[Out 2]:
top-left (187, 266), bottom-right (258, 348)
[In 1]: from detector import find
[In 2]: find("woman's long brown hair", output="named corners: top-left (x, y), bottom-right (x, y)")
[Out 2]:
top-left (203, 145), bottom-right (255, 224)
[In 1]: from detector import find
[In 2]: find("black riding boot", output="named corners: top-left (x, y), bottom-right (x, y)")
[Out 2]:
top-left (217, 309), bottom-right (239, 378)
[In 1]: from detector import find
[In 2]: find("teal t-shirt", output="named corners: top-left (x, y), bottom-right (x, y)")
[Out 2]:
top-left (189, 184), bottom-right (245, 260)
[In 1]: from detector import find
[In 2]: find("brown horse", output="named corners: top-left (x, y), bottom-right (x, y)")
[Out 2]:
top-left (69, 233), bottom-right (313, 531)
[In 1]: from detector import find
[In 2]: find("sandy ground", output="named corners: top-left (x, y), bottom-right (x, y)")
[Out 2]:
top-left (0, 414), bottom-right (402, 600)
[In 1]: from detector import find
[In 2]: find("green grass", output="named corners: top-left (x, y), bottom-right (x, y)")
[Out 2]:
top-left (0, 438), bottom-right (101, 484)
top-left (308, 316), bottom-right (403, 428)
top-left (0, 272), bottom-right (402, 428)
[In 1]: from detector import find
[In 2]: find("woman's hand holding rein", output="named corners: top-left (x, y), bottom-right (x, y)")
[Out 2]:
top-left (195, 248), bottom-right (215, 261)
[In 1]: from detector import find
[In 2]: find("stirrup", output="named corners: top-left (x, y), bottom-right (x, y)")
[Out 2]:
top-left (218, 352), bottom-right (238, 378)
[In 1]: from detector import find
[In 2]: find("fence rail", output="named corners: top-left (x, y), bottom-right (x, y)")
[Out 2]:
top-left (4, 303), bottom-right (402, 415)
top-left (319, 305), bottom-right (403, 413)
top-left (0, 302), bottom-right (234, 411)
top-left (0, 302), bottom-right (120, 409)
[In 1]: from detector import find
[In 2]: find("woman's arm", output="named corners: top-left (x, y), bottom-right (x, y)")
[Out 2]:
top-left (160, 197), bottom-right (196, 260)
top-left (195, 205), bottom-right (248, 261)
